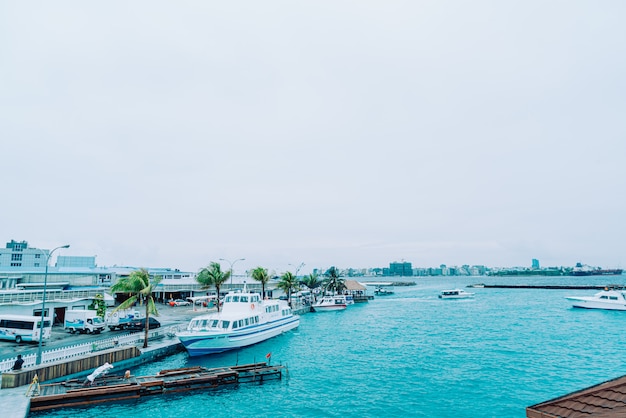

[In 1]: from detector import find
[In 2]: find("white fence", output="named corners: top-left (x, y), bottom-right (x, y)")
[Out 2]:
top-left (0, 325), bottom-right (181, 374)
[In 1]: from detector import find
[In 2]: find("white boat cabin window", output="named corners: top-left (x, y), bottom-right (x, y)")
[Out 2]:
top-left (225, 294), bottom-right (260, 303)
top-left (600, 296), bottom-right (608, 300)
top-left (233, 316), bottom-right (259, 329)
top-left (610, 296), bottom-right (618, 300)
top-left (221, 320), bottom-right (230, 329)
top-left (266, 305), bottom-right (279, 313)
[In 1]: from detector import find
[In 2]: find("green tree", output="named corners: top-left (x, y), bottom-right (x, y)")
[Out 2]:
top-left (251, 266), bottom-right (271, 299)
top-left (300, 273), bottom-right (321, 292)
top-left (277, 271), bottom-right (299, 305)
top-left (88, 293), bottom-right (106, 318)
top-left (322, 266), bottom-right (346, 295)
top-left (196, 262), bottom-right (230, 312)
top-left (110, 269), bottom-right (161, 348)
top-left (300, 273), bottom-right (321, 302)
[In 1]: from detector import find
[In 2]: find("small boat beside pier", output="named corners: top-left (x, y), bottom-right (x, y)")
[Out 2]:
top-left (29, 362), bottom-right (283, 412)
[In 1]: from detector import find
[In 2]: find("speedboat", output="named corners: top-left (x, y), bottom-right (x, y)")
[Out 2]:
top-left (176, 285), bottom-right (300, 356)
top-left (312, 295), bottom-right (348, 312)
top-left (374, 286), bottom-right (394, 295)
top-left (565, 289), bottom-right (626, 311)
top-left (438, 289), bottom-right (475, 299)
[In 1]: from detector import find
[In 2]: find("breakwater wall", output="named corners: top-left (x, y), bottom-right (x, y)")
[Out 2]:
top-left (484, 285), bottom-right (611, 290)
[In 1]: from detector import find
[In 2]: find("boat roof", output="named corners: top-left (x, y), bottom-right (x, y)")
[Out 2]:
top-left (344, 280), bottom-right (367, 291)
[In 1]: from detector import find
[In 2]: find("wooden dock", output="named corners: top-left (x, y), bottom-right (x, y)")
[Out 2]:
top-left (29, 362), bottom-right (283, 412)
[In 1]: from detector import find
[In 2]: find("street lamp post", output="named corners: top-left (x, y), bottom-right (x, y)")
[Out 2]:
top-left (36, 244), bottom-right (70, 365)
top-left (289, 262), bottom-right (305, 277)
top-left (219, 258), bottom-right (245, 288)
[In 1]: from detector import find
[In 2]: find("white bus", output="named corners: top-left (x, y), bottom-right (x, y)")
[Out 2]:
top-left (0, 314), bottom-right (52, 344)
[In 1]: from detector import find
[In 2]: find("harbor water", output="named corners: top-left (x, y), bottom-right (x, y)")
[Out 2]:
top-left (30, 276), bottom-right (626, 417)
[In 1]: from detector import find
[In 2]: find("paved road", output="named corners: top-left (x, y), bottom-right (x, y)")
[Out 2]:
top-left (0, 303), bottom-right (207, 361)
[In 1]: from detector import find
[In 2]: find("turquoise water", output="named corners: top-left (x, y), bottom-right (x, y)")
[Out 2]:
top-left (31, 276), bottom-right (626, 417)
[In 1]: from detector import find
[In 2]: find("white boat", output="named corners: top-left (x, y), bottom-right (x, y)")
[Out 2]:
top-left (176, 285), bottom-right (300, 356)
top-left (438, 289), bottom-right (475, 299)
top-left (565, 289), bottom-right (626, 311)
top-left (312, 295), bottom-right (348, 312)
top-left (374, 286), bottom-right (394, 295)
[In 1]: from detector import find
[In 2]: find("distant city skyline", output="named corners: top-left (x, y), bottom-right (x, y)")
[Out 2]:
top-left (2, 239), bottom-right (619, 279)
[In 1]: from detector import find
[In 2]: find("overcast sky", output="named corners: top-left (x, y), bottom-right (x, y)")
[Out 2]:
top-left (2, 2), bottom-right (625, 275)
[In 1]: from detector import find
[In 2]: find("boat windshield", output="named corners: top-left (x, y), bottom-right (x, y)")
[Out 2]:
top-left (188, 319), bottom-right (222, 331)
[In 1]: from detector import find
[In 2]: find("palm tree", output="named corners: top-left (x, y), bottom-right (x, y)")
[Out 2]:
top-left (196, 262), bottom-right (230, 312)
top-left (110, 268), bottom-right (161, 348)
top-left (300, 273), bottom-right (321, 291)
top-left (277, 271), bottom-right (299, 305)
top-left (300, 273), bottom-right (322, 302)
top-left (322, 266), bottom-right (346, 295)
top-left (251, 266), bottom-right (270, 299)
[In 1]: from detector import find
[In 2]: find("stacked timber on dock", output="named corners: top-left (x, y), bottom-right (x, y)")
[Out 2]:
top-left (29, 362), bottom-right (283, 412)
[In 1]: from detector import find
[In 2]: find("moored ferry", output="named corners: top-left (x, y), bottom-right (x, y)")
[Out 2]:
top-left (176, 285), bottom-right (300, 356)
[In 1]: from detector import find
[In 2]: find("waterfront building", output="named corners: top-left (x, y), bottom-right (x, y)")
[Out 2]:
top-left (0, 240), bottom-right (199, 323)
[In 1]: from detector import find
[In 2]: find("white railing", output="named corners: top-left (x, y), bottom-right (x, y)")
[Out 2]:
top-left (0, 289), bottom-right (103, 304)
top-left (0, 326), bottom-right (180, 374)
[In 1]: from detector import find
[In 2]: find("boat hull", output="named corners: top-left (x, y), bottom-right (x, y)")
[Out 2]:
top-left (177, 317), bottom-right (300, 357)
top-left (566, 298), bottom-right (626, 311)
top-left (312, 304), bottom-right (347, 312)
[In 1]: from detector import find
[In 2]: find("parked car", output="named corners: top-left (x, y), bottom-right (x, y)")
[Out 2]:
top-left (126, 317), bottom-right (161, 331)
top-left (169, 299), bottom-right (191, 307)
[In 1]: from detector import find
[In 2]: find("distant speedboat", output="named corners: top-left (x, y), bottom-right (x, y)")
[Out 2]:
top-left (176, 285), bottom-right (300, 356)
top-left (565, 289), bottom-right (626, 311)
top-left (374, 286), bottom-right (394, 295)
top-left (466, 283), bottom-right (485, 288)
top-left (438, 289), bottom-right (475, 299)
top-left (312, 295), bottom-right (348, 312)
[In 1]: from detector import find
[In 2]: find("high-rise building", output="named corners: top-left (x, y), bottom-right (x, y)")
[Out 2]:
top-left (389, 261), bottom-right (413, 276)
